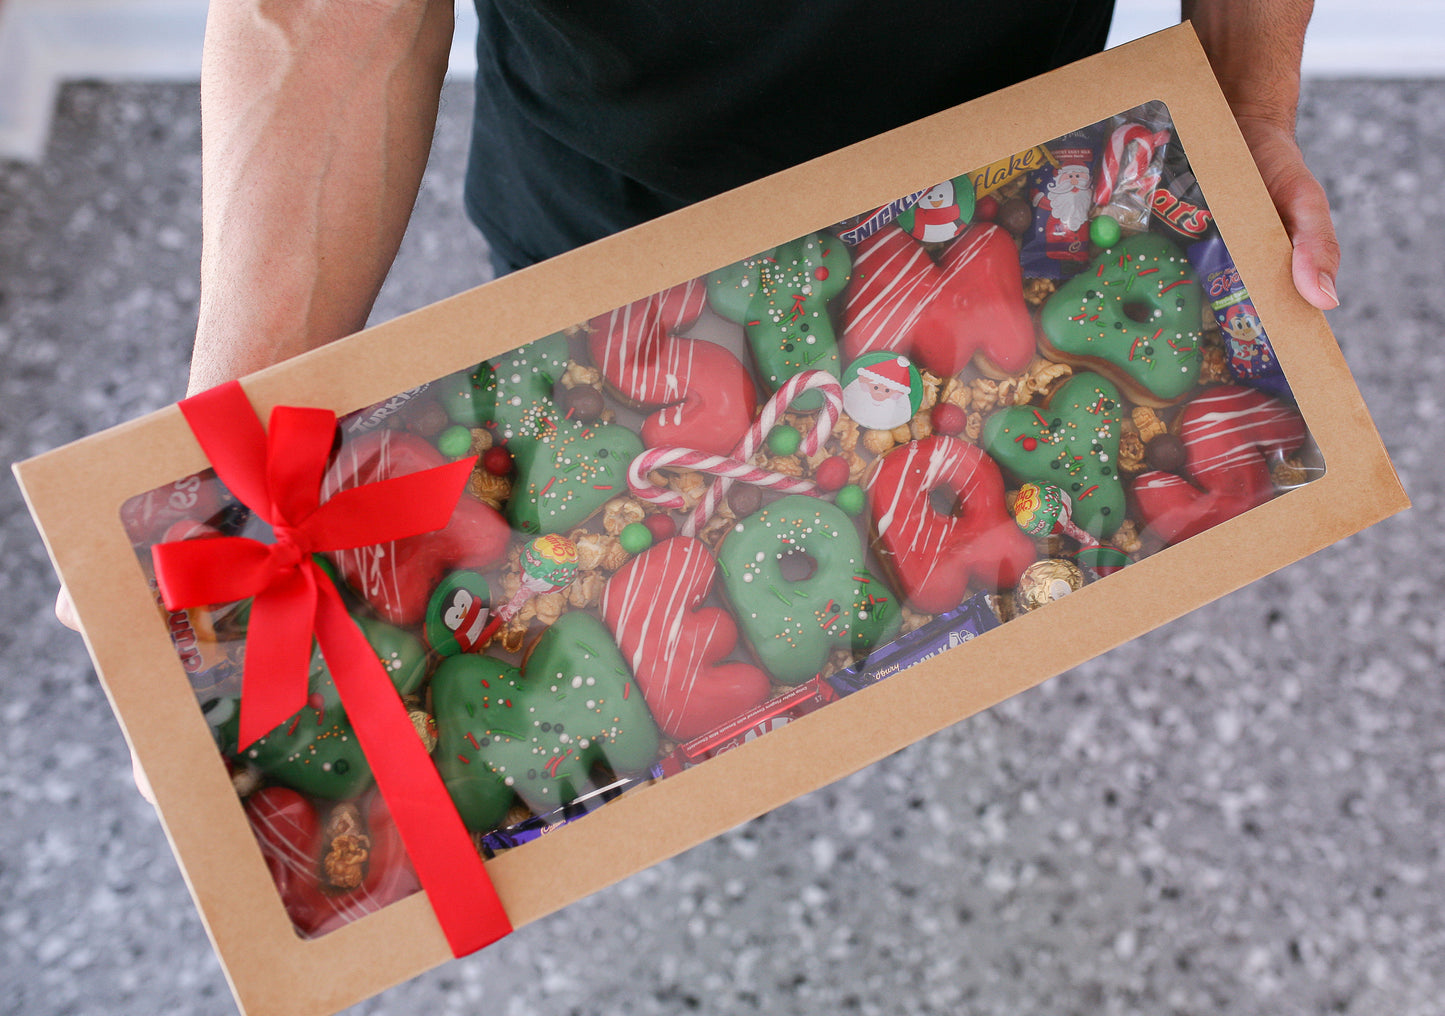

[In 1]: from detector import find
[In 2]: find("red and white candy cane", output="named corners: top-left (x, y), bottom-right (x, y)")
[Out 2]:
top-left (629, 369), bottom-right (843, 537)
top-left (1094, 123), bottom-right (1172, 208)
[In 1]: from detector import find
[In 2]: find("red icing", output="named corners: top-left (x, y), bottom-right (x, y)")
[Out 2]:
top-left (588, 278), bottom-right (758, 457)
top-left (244, 786), bottom-right (419, 939)
top-left (601, 537), bottom-right (771, 741)
top-left (843, 224), bottom-right (1035, 377)
top-left (321, 429), bottom-right (509, 626)
top-left (1130, 385), bottom-right (1307, 546)
top-left (866, 435), bottom-right (1036, 613)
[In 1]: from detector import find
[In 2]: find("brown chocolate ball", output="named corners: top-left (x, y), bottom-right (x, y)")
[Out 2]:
top-left (728, 483), bottom-right (763, 518)
top-left (564, 385), bottom-right (605, 421)
top-left (1145, 433), bottom-right (1187, 473)
top-left (403, 400), bottom-right (450, 438)
top-left (997, 197), bottom-right (1034, 236)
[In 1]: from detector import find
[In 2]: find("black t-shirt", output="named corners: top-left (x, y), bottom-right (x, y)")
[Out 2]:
top-left (464, 1), bottom-right (1116, 271)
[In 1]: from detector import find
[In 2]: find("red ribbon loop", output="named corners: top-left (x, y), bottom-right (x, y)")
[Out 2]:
top-left (150, 380), bottom-right (511, 956)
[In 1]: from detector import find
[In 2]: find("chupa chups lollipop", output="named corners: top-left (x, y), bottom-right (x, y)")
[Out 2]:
top-left (1012, 482), bottom-right (1128, 575)
top-left (474, 534), bottom-right (579, 646)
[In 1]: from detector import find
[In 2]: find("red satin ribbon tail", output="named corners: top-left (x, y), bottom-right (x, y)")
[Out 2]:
top-left (315, 583), bottom-right (512, 953)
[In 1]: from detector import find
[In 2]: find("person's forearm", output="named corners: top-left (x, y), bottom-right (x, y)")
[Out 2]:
top-left (190, 0), bottom-right (453, 395)
top-left (1183, 0), bottom-right (1339, 309)
top-left (1183, 0), bottom-right (1310, 127)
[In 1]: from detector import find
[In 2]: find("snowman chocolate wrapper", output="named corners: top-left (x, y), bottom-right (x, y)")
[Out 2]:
top-left (120, 100), bottom-right (1327, 941)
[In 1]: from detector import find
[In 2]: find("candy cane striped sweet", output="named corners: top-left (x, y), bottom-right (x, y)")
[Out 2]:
top-left (627, 369), bottom-right (843, 536)
top-left (1094, 123), bottom-right (1172, 208)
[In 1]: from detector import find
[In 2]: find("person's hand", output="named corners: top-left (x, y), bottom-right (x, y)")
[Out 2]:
top-left (1233, 111), bottom-right (1341, 311)
top-left (55, 587), bottom-right (80, 631)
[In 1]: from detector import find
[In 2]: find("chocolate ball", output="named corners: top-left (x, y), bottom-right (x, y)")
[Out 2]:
top-left (997, 197), bottom-right (1033, 236)
top-left (564, 385), bottom-right (605, 421)
top-left (1145, 433), bottom-right (1187, 473)
top-left (728, 483), bottom-right (763, 518)
top-left (930, 402), bottom-right (967, 436)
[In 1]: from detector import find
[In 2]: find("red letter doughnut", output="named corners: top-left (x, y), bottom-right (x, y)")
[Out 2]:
top-left (589, 278), bottom-right (758, 456)
top-left (602, 536), bottom-right (771, 741)
top-left (1130, 385), bottom-right (1307, 546)
top-left (866, 434), bottom-right (1037, 613)
top-left (843, 224), bottom-right (1035, 378)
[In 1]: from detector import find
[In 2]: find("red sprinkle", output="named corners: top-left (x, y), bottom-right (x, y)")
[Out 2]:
top-left (456, 755), bottom-right (470, 765)
top-left (1079, 485), bottom-right (1099, 499)
top-left (465, 732), bottom-right (481, 750)
top-left (1158, 279), bottom-right (1192, 294)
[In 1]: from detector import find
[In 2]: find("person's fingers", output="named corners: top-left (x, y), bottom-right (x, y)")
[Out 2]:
top-left (1235, 116), bottom-right (1341, 311)
top-left (55, 587), bottom-right (81, 631)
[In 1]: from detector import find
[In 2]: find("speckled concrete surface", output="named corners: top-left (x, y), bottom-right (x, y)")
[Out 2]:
top-left (1, 79), bottom-right (1440, 1016)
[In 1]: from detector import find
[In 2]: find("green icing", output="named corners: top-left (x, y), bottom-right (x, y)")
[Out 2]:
top-left (980, 373), bottom-right (1127, 540)
top-left (441, 333), bottom-right (643, 534)
top-left (717, 495), bottom-right (900, 684)
top-left (215, 615), bottom-right (427, 800)
top-left (1038, 233), bottom-right (1202, 403)
top-left (432, 612), bottom-right (661, 832)
top-left (707, 233), bottom-right (850, 409)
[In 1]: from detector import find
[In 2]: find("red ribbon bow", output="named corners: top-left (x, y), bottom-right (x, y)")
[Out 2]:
top-left (152, 380), bottom-right (511, 955)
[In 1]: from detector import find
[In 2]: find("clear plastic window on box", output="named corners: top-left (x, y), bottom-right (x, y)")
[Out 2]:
top-left (120, 101), bottom-right (1323, 939)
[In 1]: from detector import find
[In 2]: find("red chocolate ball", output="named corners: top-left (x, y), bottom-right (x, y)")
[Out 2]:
top-left (814, 455), bottom-right (850, 491)
top-left (997, 197), bottom-right (1033, 236)
top-left (930, 402), bottom-right (967, 436)
top-left (643, 514), bottom-right (677, 542)
top-left (974, 195), bottom-right (999, 222)
top-left (564, 385), bottom-right (605, 422)
top-left (482, 446), bottom-right (514, 476)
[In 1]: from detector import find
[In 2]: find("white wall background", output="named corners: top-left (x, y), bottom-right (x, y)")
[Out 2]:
top-left (1, 0), bottom-right (1443, 161)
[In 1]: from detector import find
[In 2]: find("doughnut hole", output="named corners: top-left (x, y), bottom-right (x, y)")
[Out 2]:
top-left (776, 548), bottom-right (818, 583)
top-left (1122, 300), bottom-right (1158, 324)
top-left (929, 486), bottom-right (963, 518)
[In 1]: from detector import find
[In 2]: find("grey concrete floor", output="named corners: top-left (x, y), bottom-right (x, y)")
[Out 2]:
top-left (1, 79), bottom-right (1441, 1016)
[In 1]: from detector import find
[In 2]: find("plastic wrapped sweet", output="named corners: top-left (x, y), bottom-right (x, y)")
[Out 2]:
top-left (121, 100), bottom-right (1324, 940)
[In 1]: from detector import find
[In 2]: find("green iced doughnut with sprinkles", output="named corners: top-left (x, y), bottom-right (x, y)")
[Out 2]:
top-left (440, 332), bottom-right (643, 535)
top-left (431, 612), bottom-right (661, 832)
top-left (980, 372), bottom-right (1127, 540)
top-left (707, 232), bottom-right (851, 410)
top-left (716, 495), bottom-right (900, 685)
top-left (212, 616), bottom-right (427, 800)
top-left (1038, 233), bottom-right (1203, 407)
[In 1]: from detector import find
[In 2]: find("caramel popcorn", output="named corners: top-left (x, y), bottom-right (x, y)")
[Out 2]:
top-left (533, 591), bottom-right (566, 626)
top-left (499, 624), bottom-right (527, 655)
top-left (231, 766), bottom-right (262, 799)
top-left (572, 531), bottom-right (613, 571)
top-left (1272, 456), bottom-right (1309, 488)
top-left (1023, 277), bottom-right (1057, 307)
top-left (909, 410), bottom-right (933, 442)
top-left (900, 607), bottom-right (934, 635)
top-left (409, 709), bottom-right (438, 753)
top-left (917, 370), bottom-right (942, 412)
top-left (567, 571), bottom-right (607, 609)
top-left (561, 361), bottom-right (601, 388)
top-left (1110, 519), bottom-right (1143, 556)
top-left (1117, 430), bottom-right (1147, 474)
top-left (1130, 406), bottom-right (1167, 443)
top-left (890, 423), bottom-right (912, 445)
top-left (602, 496), bottom-right (647, 535)
top-left (321, 804), bottom-right (369, 891)
top-left (467, 427), bottom-right (494, 455)
top-left (598, 537), bottom-right (632, 572)
top-left (938, 375), bottom-right (971, 411)
top-left (964, 411), bottom-right (984, 442)
top-left (768, 455), bottom-right (804, 478)
top-left (834, 416), bottom-right (861, 454)
top-left (862, 428), bottom-right (896, 456)
top-left (665, 469), bottom-right (708, 510)
top-left (1199, 345), bottom-right (1229, 384)
top-left (1020, 358), bottom-right (1072, 401)
top-left (468, 469), bottom-right (511, 509)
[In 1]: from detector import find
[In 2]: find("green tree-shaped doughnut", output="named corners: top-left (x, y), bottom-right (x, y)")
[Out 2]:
top-left (432, 612), bottom-right (661, 832)
top-left (209, 616), bottom-right (428, 800)
top-left (717, 495), bottom-right (901, 684)
top-left (439, 333), bottom-right (643, 534)
top-left (980, 372), bottom-right (1128, 540)
top-left (707, 233), bottom-right (851, 409)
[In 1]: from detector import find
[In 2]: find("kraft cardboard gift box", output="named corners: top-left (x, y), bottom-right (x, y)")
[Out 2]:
top-left (14, 25), bottom-right (1409, 1016)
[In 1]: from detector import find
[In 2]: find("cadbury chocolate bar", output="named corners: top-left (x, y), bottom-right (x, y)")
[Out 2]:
top-left (826, 592), bottom-right (1001, 696)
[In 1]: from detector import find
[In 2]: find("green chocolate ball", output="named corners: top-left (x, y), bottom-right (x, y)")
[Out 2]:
top-left (437, 424), bottom-right (473, 459)
top-left (1090, 214), bottom-right (1122, 249)
top-left (835, 484), bottom-right (866, 516)
top-left (619, 522), bottom-right (654, 554)
top-left (767, 425), bottom-right (802, 456)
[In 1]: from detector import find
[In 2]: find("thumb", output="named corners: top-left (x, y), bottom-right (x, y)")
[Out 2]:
top-left (1236, 115), bottom-right (1341, 311)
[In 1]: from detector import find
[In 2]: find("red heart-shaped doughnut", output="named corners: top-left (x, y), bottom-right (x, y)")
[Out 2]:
top-left (589, 278), bottom-right (757, 457)
top-left (867, 434), bottom-right (1036, 613)
top-left (602, 536), bottom-right (771, 740)
top-left (1130, 385), bottom-right (1307, 546)
top-left (244, 786), bottom-right (419, 939)
top-left (321, 429), bottom-right (510, 626)
top-left (844, 223), bottom-right (1035, 378)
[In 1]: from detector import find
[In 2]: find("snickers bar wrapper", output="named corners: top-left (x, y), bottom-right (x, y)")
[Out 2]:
top-left (12, 25), bottom-right (1406, 1016)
